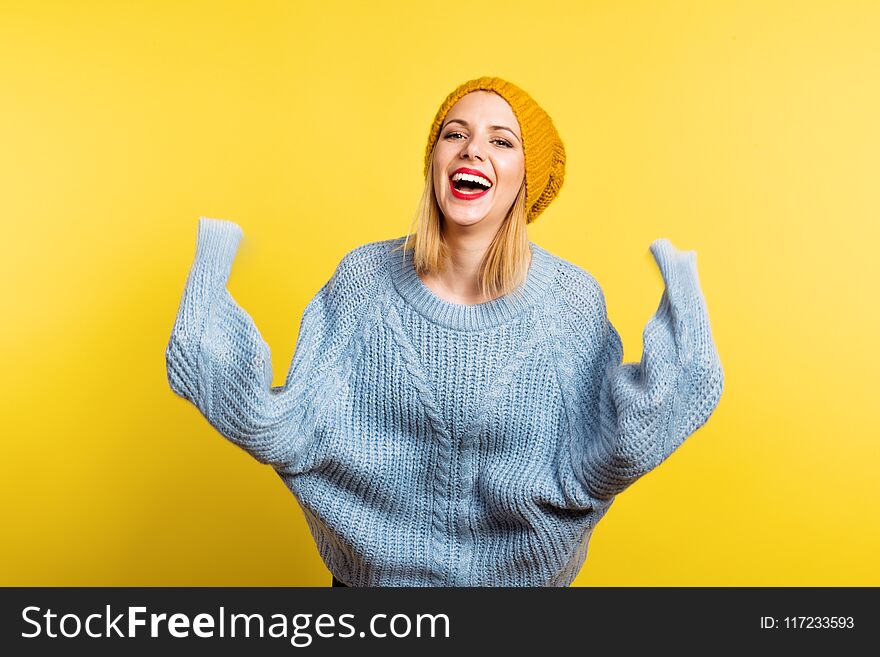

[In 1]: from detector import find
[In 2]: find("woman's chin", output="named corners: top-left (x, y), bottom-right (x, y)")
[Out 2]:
top-left (439, 201), bottom-right (494, 226)
top-left (441, 212), bottom-right (488, 229)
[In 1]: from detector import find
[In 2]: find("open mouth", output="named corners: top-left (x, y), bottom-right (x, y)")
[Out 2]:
top-left (449, 172), bottom-right (492, 199)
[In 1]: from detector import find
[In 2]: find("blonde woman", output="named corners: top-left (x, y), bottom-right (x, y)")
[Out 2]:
top-left (165, 76), bottom-right (724, 587)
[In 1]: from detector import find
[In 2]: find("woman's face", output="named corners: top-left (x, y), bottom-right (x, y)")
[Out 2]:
top-left (432, 91), bottom-right (525, 231)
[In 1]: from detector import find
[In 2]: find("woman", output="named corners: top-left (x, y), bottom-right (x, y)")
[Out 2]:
top-left (165, 76), bottom-right (724, 587)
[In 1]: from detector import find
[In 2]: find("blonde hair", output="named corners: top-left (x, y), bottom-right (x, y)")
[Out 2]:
top-left (392, 150), bottom-right (531, 303)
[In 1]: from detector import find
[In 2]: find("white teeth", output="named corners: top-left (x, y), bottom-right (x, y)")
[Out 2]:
top-left (451, 172), bottom-right (492, 188)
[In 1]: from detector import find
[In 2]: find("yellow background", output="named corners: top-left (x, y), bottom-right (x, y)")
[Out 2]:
top-left (2, 0), bottom-right (877, 586)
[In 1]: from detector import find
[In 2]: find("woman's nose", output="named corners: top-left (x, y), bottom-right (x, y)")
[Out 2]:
top-left (461, 140), bottom-right (485, 161)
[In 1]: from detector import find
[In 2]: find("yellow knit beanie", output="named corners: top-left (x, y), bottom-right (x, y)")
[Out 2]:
top-left (423, 76), bottom-right (566, 224)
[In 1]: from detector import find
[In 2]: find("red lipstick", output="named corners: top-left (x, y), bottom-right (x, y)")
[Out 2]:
top-left (449, 167), bottom-right (492, 200)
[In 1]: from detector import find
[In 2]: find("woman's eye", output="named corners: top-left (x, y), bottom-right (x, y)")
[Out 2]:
top-left (444, 132), bottom-right (512, 148)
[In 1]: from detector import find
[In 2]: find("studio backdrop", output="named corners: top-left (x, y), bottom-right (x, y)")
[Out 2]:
top-left (1, 0), bottom-right (877, 586)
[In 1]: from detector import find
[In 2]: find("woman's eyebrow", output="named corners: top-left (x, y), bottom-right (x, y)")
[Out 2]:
top-left (443, 118), bottom-right (521, 142)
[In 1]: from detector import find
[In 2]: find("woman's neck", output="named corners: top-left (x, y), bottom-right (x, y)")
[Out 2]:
top-left (418, 234), bottom-right (532, 305)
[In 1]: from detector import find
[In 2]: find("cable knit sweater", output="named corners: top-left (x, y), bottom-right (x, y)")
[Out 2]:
top-left (165, 217), bottom-right (724, 587)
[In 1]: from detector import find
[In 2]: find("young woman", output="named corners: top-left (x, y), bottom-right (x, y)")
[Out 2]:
top-left (165, 76), bottom-right (724, 587)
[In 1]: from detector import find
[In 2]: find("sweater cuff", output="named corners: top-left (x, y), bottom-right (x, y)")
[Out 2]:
top-left (194, 216), bottom-right (244, 283)
top-left (649, 238), bottom-right (708, 359)
top-left (649, 238), bottom-right (700, 298)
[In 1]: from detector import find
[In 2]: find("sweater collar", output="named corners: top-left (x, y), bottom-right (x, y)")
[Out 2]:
top-left (387, 236), bottom-right (555, 330)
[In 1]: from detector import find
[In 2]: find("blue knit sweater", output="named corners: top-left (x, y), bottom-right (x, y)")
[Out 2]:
top-left (165, 217), bottom-right (724, 587)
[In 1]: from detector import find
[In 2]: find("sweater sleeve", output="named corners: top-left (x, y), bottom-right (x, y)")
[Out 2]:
top-left (577, 238), bottom-right (724, 501)
top-left (164, 217), bottom-right (341, 471)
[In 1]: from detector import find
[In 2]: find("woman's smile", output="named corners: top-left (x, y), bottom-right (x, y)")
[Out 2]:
top-left (449, 166), bottom-right (493, 200)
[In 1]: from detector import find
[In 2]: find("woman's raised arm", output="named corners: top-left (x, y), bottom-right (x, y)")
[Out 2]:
top-left (165, 218), bottom-right (320, 470)
top-left (574, 239), bottom-right (725, 500)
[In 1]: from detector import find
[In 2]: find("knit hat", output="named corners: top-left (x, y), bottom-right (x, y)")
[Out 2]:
top-left (423, 76), bottom-right (566, 224)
